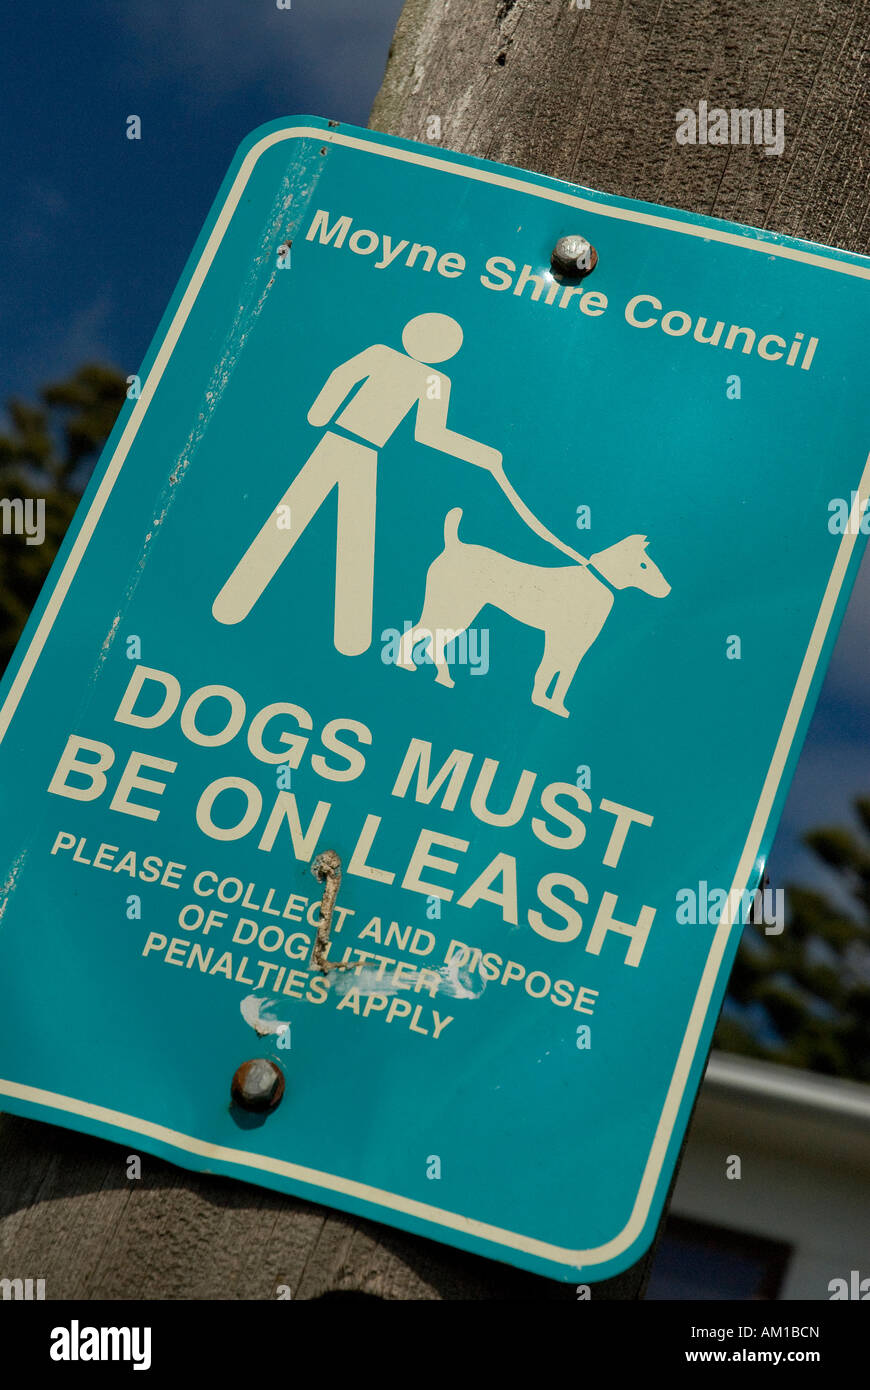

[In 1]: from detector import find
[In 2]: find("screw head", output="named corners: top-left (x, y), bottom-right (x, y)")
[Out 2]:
top-left (231, 1059), bottom-right (285, 1113)
top-left (551, 234), bottom-right (598, 278)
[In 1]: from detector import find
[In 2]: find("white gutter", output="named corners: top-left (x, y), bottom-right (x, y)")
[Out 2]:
top-left (703, 1050), bottom-right (870, 1126)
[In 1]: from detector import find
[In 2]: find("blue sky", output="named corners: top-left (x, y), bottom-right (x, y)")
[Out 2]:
top-left (0, 0), bottom-right (404, 398)
top-left (2, 0), bottom-right (868, 910)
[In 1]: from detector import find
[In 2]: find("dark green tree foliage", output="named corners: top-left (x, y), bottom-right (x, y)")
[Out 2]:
top-left (0, 364), bottom-right (127, 671)
top-left (715, 799), bottom-right (870, 1082)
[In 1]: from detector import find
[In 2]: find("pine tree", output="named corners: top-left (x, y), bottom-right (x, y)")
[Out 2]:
top-left (715, 799), bottom-right (870, 1082)
top-left (0, 363), bottom-right (127, 670)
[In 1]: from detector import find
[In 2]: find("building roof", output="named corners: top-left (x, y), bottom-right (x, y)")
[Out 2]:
top-left (704, 1050), bottom-right (870, 1125)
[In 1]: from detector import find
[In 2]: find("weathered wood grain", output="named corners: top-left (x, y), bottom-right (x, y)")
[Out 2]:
top-left (370, 0), bottom-right (869, 255)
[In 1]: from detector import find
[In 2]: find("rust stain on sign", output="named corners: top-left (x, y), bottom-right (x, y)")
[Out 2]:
top-left (310, 849), bottom-right (353, 975)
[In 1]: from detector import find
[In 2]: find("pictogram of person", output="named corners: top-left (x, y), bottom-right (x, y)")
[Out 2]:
top-left (212, 313), bottom-right (502, 655)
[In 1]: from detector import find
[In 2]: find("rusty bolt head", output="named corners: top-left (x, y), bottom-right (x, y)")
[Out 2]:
top-left (231, 1059), bottom-right (285, 1113)
top-left (551, 234), bottom-right (598, 279)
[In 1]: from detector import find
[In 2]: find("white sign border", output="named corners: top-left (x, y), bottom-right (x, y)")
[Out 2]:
top-left (1, 122), bottom-right (869, 1274)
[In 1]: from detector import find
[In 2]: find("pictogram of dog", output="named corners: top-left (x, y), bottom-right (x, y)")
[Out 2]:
top-left (396, 508), bottom-right (671, 717)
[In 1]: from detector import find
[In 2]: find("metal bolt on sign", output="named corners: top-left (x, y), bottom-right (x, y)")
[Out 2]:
top-left (231, 1059), bottom-right (285, 1113)
top-left (551, 234), bottom-right (598, 278)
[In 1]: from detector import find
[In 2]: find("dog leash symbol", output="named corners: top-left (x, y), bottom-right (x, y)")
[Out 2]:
top-left (489, 463), bottom-right (590, 567)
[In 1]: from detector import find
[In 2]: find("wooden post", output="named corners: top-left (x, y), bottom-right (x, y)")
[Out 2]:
top-left (369, 0), bottom-right (868, 253)
top-left (1, 0), bottom-right (866, 1301)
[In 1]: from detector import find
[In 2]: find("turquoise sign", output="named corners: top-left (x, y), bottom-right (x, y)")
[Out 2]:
top-left (0, 117), bottom-right (867, 1283)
